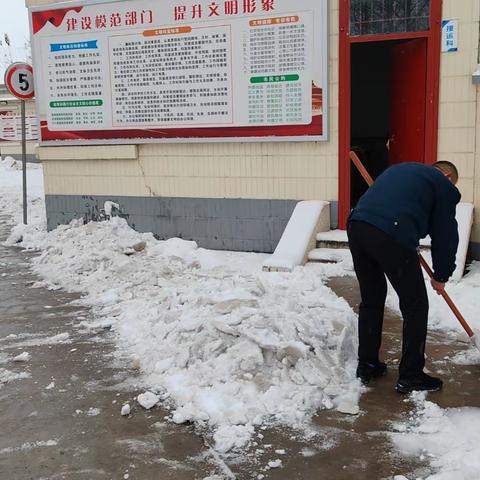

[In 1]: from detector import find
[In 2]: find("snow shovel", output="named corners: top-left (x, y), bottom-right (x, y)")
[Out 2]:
top-left (349, 150), bottom-right (480, 352)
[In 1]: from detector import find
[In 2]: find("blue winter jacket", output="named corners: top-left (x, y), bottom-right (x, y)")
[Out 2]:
top-left (349, 162), bottom-right (461, 282)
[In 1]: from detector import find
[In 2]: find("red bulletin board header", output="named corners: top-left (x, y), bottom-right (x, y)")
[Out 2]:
top-left (30, 0), bottom-right (328, 145)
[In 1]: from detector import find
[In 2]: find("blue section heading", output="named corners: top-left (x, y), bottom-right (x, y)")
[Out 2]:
top-left (50, 40), bottom-right (98, 52)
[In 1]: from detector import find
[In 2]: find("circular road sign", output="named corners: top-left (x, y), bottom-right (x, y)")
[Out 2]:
top-left (4, 62), bottom-right (35, 100)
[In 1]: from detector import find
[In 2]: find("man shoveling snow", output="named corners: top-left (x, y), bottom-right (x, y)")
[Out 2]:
top-left (347, 161), bottom-right (460, 394)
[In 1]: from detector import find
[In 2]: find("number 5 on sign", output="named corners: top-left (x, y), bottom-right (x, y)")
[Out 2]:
top-left (4, 62), bottom-right (35, 225)
top-left (4, 63), bottom-right (35, 99)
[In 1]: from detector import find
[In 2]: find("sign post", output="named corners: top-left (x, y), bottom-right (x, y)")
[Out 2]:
top-left (4, 63), bottom-right (35, 225)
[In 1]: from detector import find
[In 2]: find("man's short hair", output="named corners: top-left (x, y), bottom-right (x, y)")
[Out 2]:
top-left (432, 161), bottom-right (459, 183)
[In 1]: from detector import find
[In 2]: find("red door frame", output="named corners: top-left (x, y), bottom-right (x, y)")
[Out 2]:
top-left (338, 0), bottom-right (442, 229)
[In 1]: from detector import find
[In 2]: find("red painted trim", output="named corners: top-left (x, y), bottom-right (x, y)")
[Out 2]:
top-left (337, 0), bottom-right (443, 228)
top-left (338, 0), bottom-right (351, 229)
top-left (31, 7), bottom-right (83, 34)
top-left (425, 0), bottom-right (442, 165)
top-left (40, 116), bottom-right (323, 141)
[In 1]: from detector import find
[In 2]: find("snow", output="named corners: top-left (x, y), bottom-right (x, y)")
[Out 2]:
top-left (137, 392), bottom-right (159, 410)
top-left (0, 368), bottom-right (30, 385)
top-left (267, 459), bottom-right (282, 468)
top-left (5, 332), bottom-right (71, 348)
top-left (451, 203), bottom-right (474, 282)
top-left (0, 157), bottom-right (45, 235)
top-left (421, 203), bottom-right (474, 282)
top-left (104, 201), bottom-right (119, 217)
top-left (12, 351), bottom-right (31, 362)
top-left (386, 260), bottom-right (480, 346)
top-left (0, 160), bottom-right (360, 452)
top-left (391, 392), bottom-right (480, 479)
top-left (213, 425), bottom-right (255, 453)
top-left (307, 247), bottom-right (354, 271)
top-left (301, 447), bottom-right (317, 457)
top-left (0, 439), bottom-right (58, 454)
top-left (316, 229), bottom-right (348, 243)
top-left (2, 156), bottom-right (479, 476)
top-left (86, 407), bottom-right (101, 416)
top-left (336, 400), bottom-right (360, 415)
top-left (263, 200), bottom-right (330, 271)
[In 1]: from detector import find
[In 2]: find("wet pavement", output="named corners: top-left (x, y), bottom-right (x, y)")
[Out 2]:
top-left (1, 214), bottom-right (479, 480)
top-left (0, 216), bottom-right (215, 480)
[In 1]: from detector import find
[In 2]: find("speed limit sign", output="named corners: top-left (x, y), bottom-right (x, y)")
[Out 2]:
top-left (4, 62), bottom-right (35, 226)
top-left (4, 62), bottom-right (35, 100)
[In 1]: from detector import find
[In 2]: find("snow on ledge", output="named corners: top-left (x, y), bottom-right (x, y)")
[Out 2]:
top-left (316, 229), bottom-right (348, 243)
top-left (263, 200), bottom-right (330, 272)
top-left (452, 202), bottom-right (474, 282)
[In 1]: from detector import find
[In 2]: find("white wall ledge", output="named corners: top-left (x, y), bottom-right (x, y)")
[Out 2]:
top-left (37, 145), bottom-right (138, 161)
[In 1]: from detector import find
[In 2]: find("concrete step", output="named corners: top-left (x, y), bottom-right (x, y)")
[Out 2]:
top-left (315, 229), bottom-right (432, 250)
top-left (307, 247), bottom-right (350, 264)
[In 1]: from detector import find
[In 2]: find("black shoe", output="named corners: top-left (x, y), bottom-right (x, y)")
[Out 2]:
top-left (356, 361), bottom-right (387, 384)
top-left (395, 373), bottom-right (443, 394)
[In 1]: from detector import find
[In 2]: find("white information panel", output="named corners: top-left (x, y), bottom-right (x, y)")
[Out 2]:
top-left (0, 109), bottom-right (39, 142)
top-left (30, 0), bottom-right (328, 144)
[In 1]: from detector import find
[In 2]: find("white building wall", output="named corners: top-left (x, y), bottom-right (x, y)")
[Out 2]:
top-left (28, 0), bottom-right (480, 246)
top-left (438, 0), bottom-right (480, 242)
top-left (30, 0), bottom-right (340, 206)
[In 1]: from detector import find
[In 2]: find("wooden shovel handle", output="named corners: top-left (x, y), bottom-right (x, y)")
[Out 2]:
top-left (349, 151), bottom-right (374, 186)
top-left (349, 150), bottom-right (475, 339)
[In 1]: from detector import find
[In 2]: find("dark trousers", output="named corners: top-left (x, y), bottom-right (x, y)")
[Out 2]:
top-left (347, 221), bottom-right (429, 379)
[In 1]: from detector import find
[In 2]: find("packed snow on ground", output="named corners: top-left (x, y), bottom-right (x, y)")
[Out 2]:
top-left (3, 332), bottom-right (72, 349)
top-left (391, 391), bottom-right (480, 479)
top-left (0, 158), bottom-right (361, 452)
top-left (0, 439), bottom-right (58, 454)
top-left (12, 351), bottom-right (31, 362)
top-left (0, 368), bottom-right (30, 385)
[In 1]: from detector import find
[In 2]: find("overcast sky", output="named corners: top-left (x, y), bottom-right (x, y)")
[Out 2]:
top-left (0, 0), bottom-right (30, 81)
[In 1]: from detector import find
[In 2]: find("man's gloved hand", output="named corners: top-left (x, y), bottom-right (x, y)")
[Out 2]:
top-left (431, 278), bottom-right (445, 295)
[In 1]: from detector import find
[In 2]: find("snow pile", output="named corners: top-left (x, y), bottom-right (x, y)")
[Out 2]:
top-left (0, 158), bottom-right (361, 451)
top-left (391, 392), bottom-right (480, 479)
top-left (8, 220), bottom-right (359, 450)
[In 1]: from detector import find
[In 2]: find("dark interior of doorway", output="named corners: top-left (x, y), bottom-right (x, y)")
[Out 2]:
top-left (350, 40), bottom-right (397, 207)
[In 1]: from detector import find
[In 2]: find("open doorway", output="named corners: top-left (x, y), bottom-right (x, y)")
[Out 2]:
top-left (350, 38), bottom-right (428, 207)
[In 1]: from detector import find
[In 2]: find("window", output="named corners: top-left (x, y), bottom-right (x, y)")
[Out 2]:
top-left (350, 0), bottom-right (430, 36)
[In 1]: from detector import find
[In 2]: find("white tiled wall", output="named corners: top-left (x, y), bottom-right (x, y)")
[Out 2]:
top-left (34, 0), bottom-right (340, 204)
top-left (437, 0), bottom-right (479, 241)
top-left (29, 0), bottom-right (480, 243)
